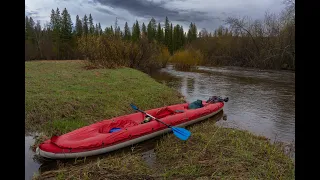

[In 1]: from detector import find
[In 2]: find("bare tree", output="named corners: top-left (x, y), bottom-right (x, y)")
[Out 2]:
top-left (225, 16), bottom-right (260, 55)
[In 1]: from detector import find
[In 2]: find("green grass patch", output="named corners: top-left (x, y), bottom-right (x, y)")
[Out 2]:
top-left (25, 60), bottom-right (184, 137)
top-left (155, 120), bottom-right (295, 179)
top-left (34, 152), bottom-right (156, 180)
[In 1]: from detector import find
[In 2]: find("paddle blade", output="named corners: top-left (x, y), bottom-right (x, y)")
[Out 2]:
top-left (130, 103), bottom-right (138, 111)
top-left (172, 127), bottom-right (191, 141)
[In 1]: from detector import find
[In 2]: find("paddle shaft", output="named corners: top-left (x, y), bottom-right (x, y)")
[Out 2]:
top-left (136, 109), bottom-right (171, 127)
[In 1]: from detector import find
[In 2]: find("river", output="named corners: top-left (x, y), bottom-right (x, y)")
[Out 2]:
top-left (25, 65), bottom-right (295, 179)
top-left (149, 65), bottom-right (295, 143)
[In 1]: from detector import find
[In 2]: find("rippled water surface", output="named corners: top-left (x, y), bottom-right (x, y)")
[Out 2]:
top-left (150, 65), bottom-right (295, 143)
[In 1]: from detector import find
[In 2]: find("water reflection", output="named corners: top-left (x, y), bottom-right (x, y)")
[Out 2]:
top-left (152, 65), bottom-right (295, 143)
top-left (25, 136), bottom-right (41, 180)
top-left (186, 78), bottom-right (195, 95)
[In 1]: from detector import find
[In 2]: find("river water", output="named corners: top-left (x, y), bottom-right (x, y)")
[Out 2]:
top-left (25, 65), bottom-right (295, 179)
top-left (149, 65), bottom-right (295, 143)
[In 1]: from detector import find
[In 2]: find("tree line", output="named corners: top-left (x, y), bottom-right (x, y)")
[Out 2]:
top-left (25, 8), bottom-right (197, 61)
top-left (25, 0), bottom-right (295, 71)
top-left (171, 0), bottom-right (295, 70)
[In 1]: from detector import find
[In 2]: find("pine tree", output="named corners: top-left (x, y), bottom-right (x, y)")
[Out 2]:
top-left (180, 26), bottom-right (185, 47)
top-left (49, 9), bottom-right (55, 30)
top-left (132, 20), bottom-right (140, 42)
top-left (147, 21), bottom-right (152, 41)
top-left (124, 22), bottom-right (131, 41)
top-left (98, 23), bottom-right (102, 35)
top-left (114, 17), bottom-right (121, 38)
top-left (83, 15), bottom-right (88, 36)
top-left (169, 23), bottom-right (173, 54)
top-left (110, 26), bottom-right (114, 36)
top-left (34, 20), bottom-right (43, 58)
top-left (164, 16), bottom-right (170, 47)
top-left (25, 16), bottom-right (29, 40)
top-left (192, 23), bottom-right (197, 40)
top-left (25, 16), bottom-right (35, 43)
top-left (156, 23), bottom-right (162, 43)
top-left (95, 23), bottom-right (99, 36)
top-left (187, 22), bottom-right (197, 42)
top-left (50, 8), bottom-right (62, 58)
top-left (141, 22), bottom-right (147, 38)
top-left (147, 17), bottom-right (156, 42)
top-left (104, 27), bottom-right (113, 36)
top-left (61, 8), bottom-right (73, 40)
top-left (75, 15), bottom-right (82, 37)
top-left (173, 24), bottom-right (181, 52)
top-left (60, 8), bottom-right (73, 59)
top-left (89, 14), bottom-right (95, 35)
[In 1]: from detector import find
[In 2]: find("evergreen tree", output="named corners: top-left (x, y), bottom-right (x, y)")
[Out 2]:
top-left (61, 8), bottom-right (73, 41)
top-left (132, 20), bottom-right (140, 42)
top-left (60, 8), bottom-right (73, 59)
top-left (50, 8), bottom-right (62, 58)
top-left (124, 22), bottom-right (131, 40)
top-left (25, 16), bottom-right (35, 43)
top-left (173, 24), bottom-right (181, 52)
top-left (110, 26), bottom-right (114, 36)
top-left (169, 23), bottom-right (173, 54)
top-left (25, 16), bottom-right (29, 40)
top-left (147, 17), bottom-right (156, 41)
top-left (89, 14), bottom-right (95, 35)
top-left (192, 23), bottom-right (197, 40)
top-left (34, 20), bottom-right (43, 58)
top-left (180, 26), bottom-right (185, 46)
top-left (141, 22), bottom-right (147, 38)
top-left (114, 17), bottom-right (121, 37)
top-left (156, 23), bottom-right (163, 44)
top-left (187, 22), bottom-right (197, 42)
top-left (75, 15), bottom-right (82, 37)
top-left (98, 23), bottom-right (102, 35)
top-left (164, 16), bottom-right (170, 47)
top-left (83, 14), bottom-right (88, 36)
top-left (95, 23), bottom-right (99, 35)
top-left (104, 27), bottom-right (114, 36)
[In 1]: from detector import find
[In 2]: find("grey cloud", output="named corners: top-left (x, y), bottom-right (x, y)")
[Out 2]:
top-left (26, 0), bottom-right (286, 32)
top-left (93, 0), bottom-right (212, 23)
top-left (26, 10), bottom-right (39, 17)
top-left (96, 7), bottom-right (116, 16)
top-left (95, 8), bottom-right (128, 21)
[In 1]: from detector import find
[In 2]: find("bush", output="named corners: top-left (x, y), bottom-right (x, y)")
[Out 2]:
top-left (158, 46), bottom-right (171, 68)
top-left (169, 48), bottom-right (204, 70)
top-left (77, 35), bottom-right (167, 73)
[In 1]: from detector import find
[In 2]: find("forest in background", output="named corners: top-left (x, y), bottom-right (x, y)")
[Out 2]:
top-left (25, 0), bottom-right (295, 71)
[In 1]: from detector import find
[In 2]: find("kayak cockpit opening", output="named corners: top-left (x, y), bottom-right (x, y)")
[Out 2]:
top-left (109, 127), bottom-right (121, 133)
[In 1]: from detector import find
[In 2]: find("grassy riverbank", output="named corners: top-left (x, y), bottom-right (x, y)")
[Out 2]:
top-left (26, 60), bottom-right (294, 179)
top-left (25, 60), bottom-right (184, 136)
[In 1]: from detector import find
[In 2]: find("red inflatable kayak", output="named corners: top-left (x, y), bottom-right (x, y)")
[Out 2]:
top-left (36, 101), bottom-right (224, 159)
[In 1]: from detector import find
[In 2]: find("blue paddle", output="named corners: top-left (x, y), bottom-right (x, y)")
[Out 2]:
top-left (130, 103), bottom-right (191, 141)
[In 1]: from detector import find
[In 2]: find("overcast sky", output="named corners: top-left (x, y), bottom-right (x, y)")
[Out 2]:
top-left (25, 0), bottom-right (286, 32)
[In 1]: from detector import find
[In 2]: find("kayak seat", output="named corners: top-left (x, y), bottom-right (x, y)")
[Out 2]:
top-left (98, 118), bottom-right (140, 134)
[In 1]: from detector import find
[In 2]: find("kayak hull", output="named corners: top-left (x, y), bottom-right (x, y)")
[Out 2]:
top-left (37, 102), bottom-right (224, 159)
